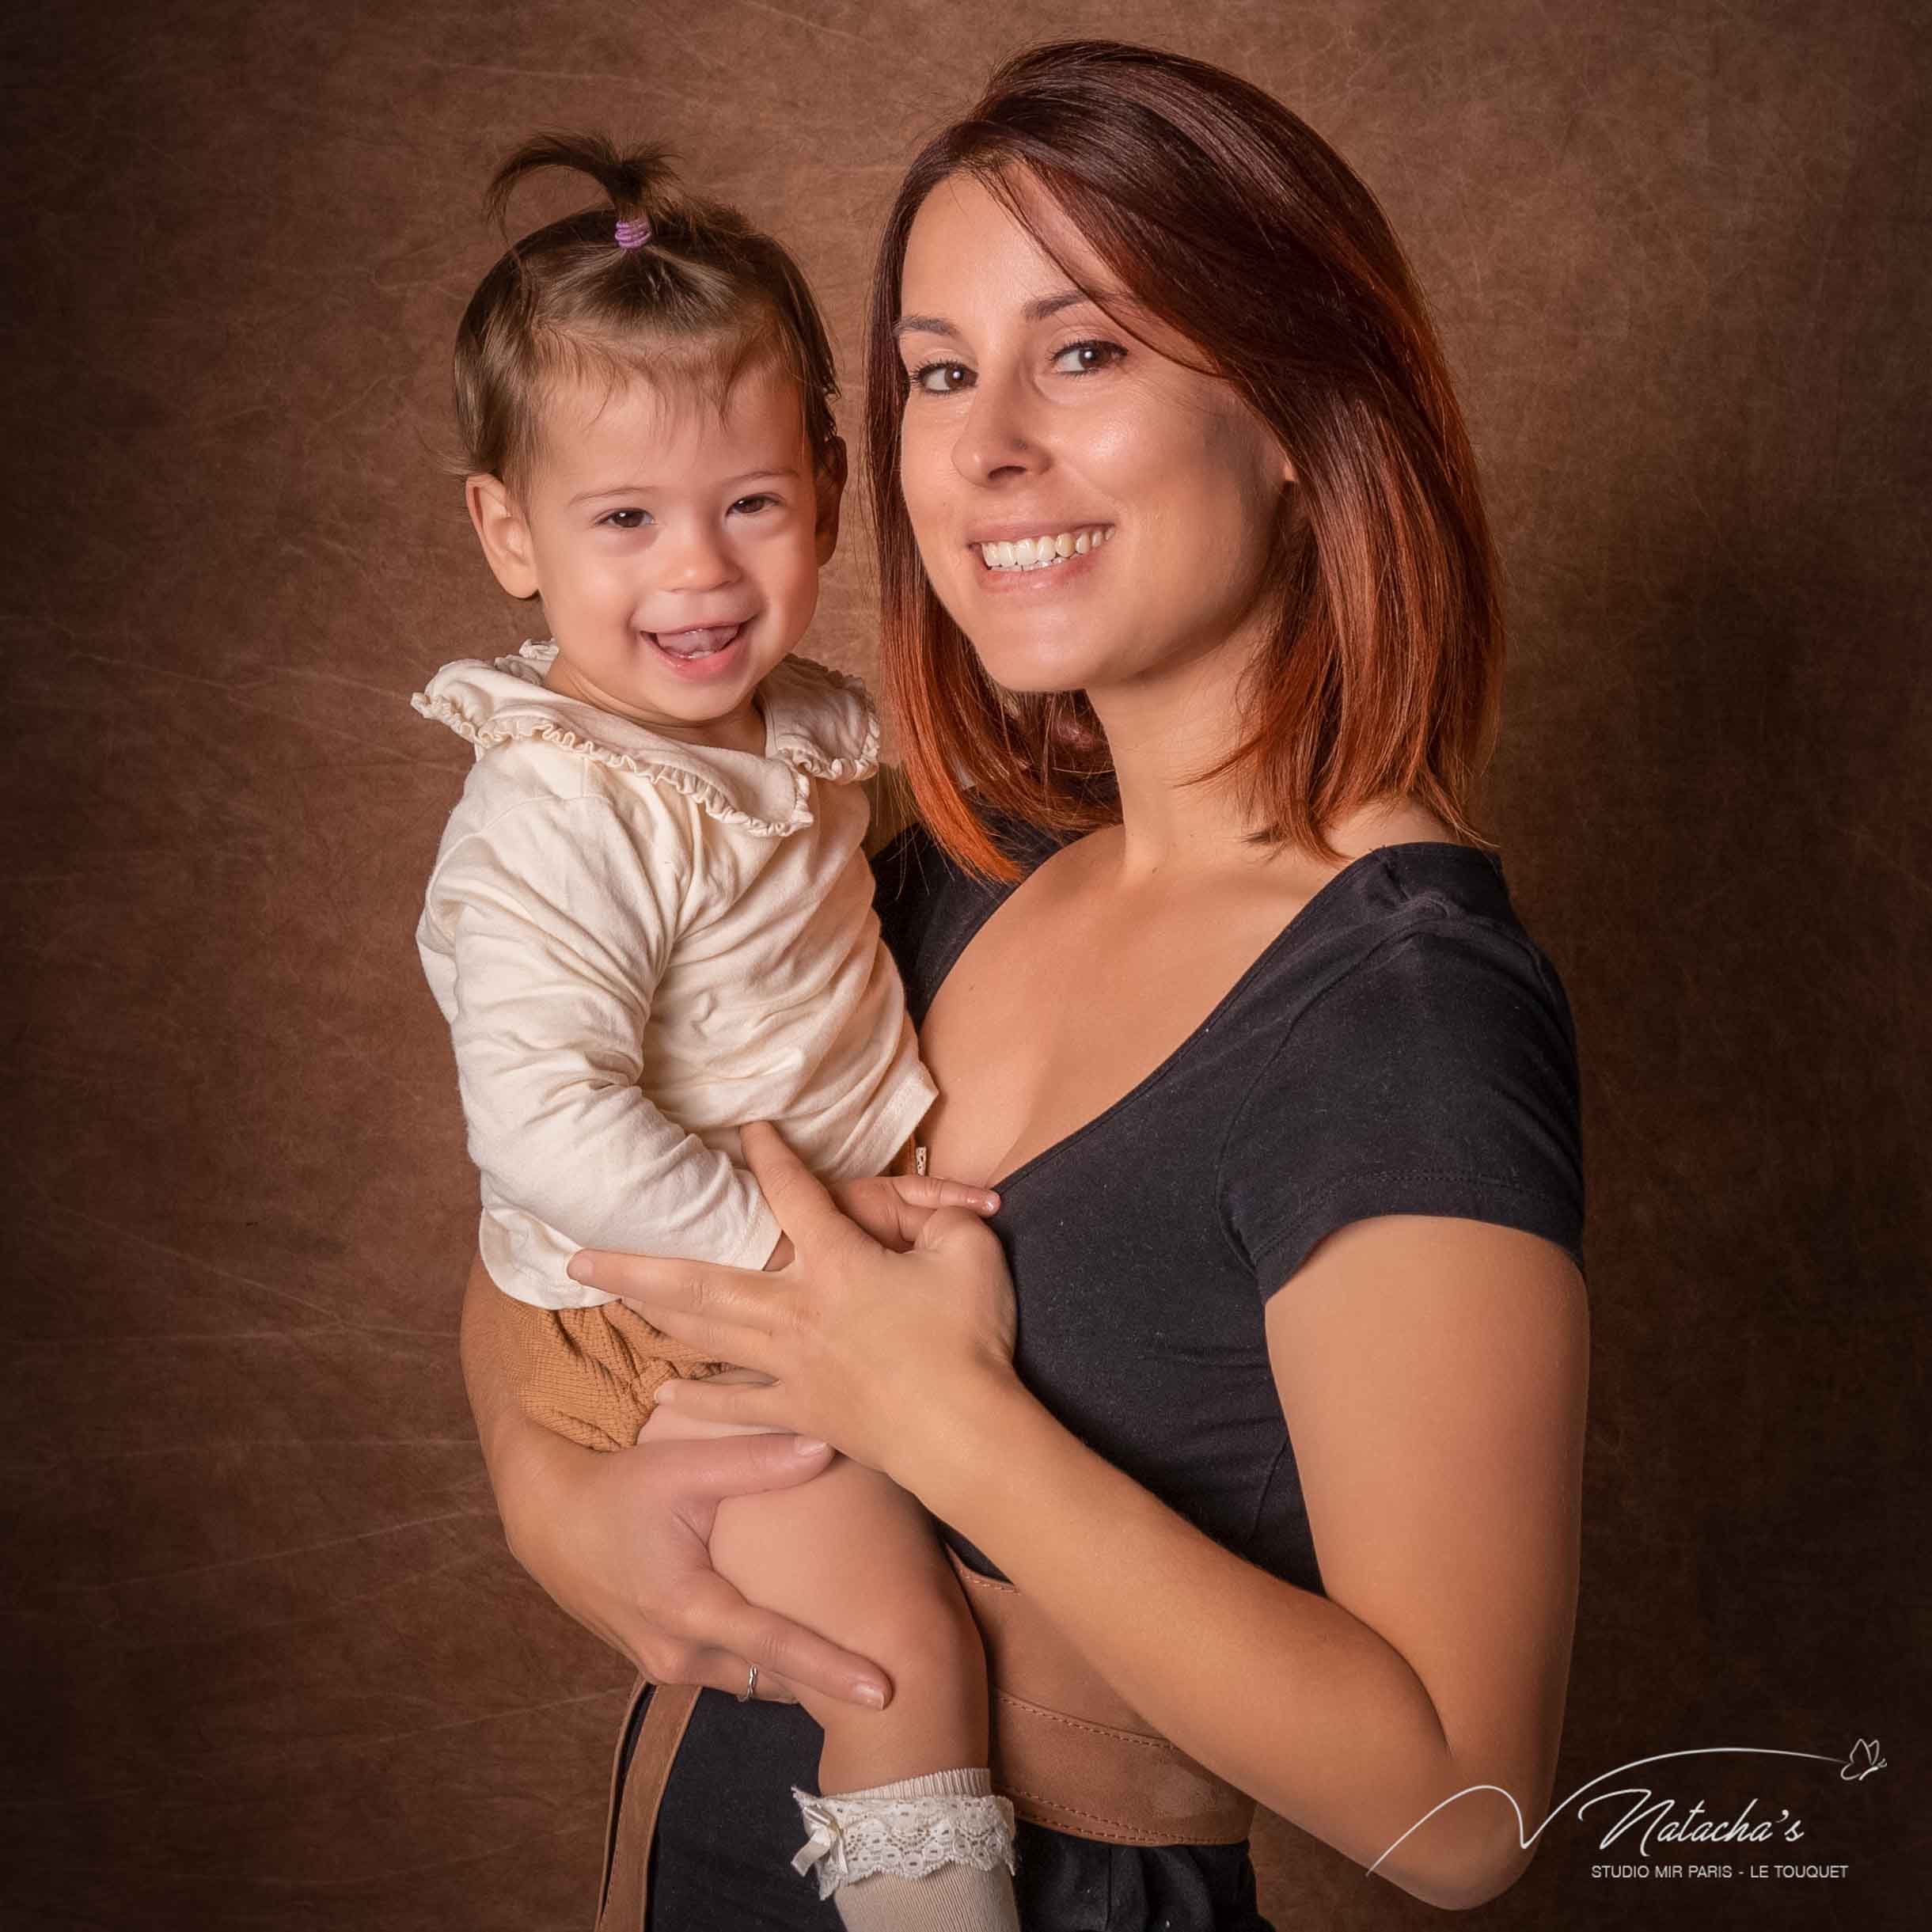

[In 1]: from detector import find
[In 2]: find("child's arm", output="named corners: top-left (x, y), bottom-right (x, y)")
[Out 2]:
top-left (426, 788), bottom-right (781, 1294)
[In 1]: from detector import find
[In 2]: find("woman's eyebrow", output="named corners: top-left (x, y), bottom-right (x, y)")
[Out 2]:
top-left (894, 314), bottom-right (960, 342)
top-left (894, 289), bottom-right (1110, 341)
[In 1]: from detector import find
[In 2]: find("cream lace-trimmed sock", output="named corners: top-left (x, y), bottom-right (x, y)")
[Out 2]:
top-left (790, 1765), bottom-right (1019, 1930)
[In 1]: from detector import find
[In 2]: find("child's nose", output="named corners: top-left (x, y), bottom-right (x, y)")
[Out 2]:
top-left (657, 522), bottom-right (738, 590)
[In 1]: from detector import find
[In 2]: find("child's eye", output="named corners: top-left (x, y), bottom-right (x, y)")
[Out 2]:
top-left (598, 508), bottom-right (651, 530)
top-left (1050, 340), bottom-right (1125, 376)
top-left (909, 360), bottom-right (974, 396)
top-left (729, 494), bottom-right (780, 515)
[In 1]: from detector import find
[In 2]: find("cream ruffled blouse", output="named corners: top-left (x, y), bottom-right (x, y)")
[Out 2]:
top-left (412, 642), bottom-right (936, 1308)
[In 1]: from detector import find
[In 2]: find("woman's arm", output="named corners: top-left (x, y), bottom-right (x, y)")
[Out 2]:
top-left (926, 1214), bottom-right (1585, 1911)
top-left (457, 1254), bottom-right (892, 1706)
top-left (603, 1129), bottom-right (1587, 1911)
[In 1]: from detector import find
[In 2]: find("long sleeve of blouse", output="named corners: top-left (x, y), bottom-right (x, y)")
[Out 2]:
top-left (424, 784), bottom-right (780, 1305)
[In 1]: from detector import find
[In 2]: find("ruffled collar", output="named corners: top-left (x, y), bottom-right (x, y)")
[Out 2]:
top-left (411, 640), bottom-right (879, 837)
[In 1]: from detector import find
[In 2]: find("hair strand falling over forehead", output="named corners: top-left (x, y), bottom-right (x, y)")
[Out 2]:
top-left (865, 40), bottom-right (1505, 880)
top-left (455, 131), bottom-right (840, 495)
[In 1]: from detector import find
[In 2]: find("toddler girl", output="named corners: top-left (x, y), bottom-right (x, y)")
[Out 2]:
top-left (412, 134), bottom-right (1019, 1930)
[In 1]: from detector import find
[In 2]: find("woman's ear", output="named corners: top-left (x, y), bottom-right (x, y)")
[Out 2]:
top-left (813, 435), bottom-right (848, 567)
top-left (465, 474), bottom-right (541, 600)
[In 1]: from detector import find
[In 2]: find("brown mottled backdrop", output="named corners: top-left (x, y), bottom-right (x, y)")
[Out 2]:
top-left (2, 2), bottom-right (1923, 1926)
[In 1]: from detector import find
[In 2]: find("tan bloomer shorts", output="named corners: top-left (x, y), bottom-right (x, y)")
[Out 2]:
top-left (501, 1131), bottom-right (920, 1450)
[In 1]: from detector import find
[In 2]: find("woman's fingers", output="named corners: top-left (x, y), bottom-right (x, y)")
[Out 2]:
top-left (657, 1427), bottom-right (833, 1490)
top-left (652, 1376), bottom-right (787, 1429)
top-left (565, 1250), bottom-right (772, 1361)
top-left (830, 1173), bottom-right (1001, 1251)
top-left (889, 1173), bottom-right (1001, 1216)
top-left (681, 1570), bottom-right (891, 1709)
top-left (741, 1120), bottom-right (871, 1254)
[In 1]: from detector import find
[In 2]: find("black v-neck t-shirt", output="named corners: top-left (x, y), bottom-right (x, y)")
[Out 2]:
top-left (641, 822), bottom-right (1586, 1930)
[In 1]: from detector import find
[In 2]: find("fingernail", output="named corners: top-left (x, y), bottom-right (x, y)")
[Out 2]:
top-left (856, 1683), bottom-right (886, 1709)
top-left (567, 1253), bottom-right (595, 1285)
top-left (791, 1437), bottom-right (829, 1456)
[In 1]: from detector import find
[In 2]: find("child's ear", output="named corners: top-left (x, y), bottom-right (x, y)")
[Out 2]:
top-left (465, 474), bottom-right (541, 600)
top-left (812, 435), bottom-right (848, 568)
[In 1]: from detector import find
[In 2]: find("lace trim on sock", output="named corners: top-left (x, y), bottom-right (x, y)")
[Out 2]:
top-left (788, 1786), bottom-right (1018, 1900)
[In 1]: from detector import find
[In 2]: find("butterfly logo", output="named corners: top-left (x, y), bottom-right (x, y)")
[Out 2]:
top-left (1839, 1738), bottom-right (1886, 1782)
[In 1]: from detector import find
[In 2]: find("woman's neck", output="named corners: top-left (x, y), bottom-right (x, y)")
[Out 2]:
top-left (1084, 631), bottom-right (1454, 886)
top-left (1084, 624), bottom-right (1278, 882)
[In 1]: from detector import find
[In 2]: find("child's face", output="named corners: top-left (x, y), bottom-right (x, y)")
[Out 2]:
top-left (468, 355), bottom-right (843, 747)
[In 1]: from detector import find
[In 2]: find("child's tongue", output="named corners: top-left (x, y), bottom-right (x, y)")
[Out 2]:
top-left (654, 624), bottom-right (739, 659)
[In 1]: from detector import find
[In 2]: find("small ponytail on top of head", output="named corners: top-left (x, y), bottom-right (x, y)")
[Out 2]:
top-left (454, 130), bottom-right (840, 492)
top-left (482, 131), bottom-right (678, 249)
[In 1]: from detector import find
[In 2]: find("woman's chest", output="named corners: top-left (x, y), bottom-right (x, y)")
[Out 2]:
top-left (914, 862), bottom-right (1306, 1190)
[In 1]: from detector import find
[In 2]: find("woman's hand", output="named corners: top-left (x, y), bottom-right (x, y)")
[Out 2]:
top-left (763, 1168), bottom-right (1002, 1271)
top-left (460, 1257), bottom-right (891, 1708)
top-left (567, 1122), bottom-right (1024, 1487)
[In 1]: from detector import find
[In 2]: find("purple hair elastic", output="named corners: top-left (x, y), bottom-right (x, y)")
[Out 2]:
top-left (613, 217), bottom-right (652, 250)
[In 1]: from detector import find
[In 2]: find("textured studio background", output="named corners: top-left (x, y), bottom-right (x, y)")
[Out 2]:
top-left (2, 2), bottom-right (1925, 1927)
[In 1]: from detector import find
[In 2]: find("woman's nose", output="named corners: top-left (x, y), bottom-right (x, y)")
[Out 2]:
top-left (951, 370), bottom-right (1042, 488)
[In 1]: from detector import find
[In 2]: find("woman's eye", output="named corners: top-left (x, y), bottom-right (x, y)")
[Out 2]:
top-left (1051, 339), bottom-right (1125, 376)
top-left (729, 494), bottom-right (780, 515)
top-left (599, 508), bottom-right (650, 530)
top-left (910, 360), bottom-right (974, 396)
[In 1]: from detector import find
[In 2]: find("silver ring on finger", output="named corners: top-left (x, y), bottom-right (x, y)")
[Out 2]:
top-left (737, 1664), bottom-right (759, 1703)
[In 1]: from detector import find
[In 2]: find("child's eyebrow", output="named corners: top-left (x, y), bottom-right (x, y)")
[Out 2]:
top-left (568, 467), bottom-right (799, 506)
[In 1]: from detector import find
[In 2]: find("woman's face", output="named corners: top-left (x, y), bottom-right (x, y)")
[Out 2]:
top-left (895, 173), bottom-right (1295, 702)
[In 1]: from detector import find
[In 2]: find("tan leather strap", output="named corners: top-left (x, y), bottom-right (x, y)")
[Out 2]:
top-left (946, 1547), bottom-right (1256, 1847)
top-left (595, 1679), bottom-right (697, 1932)
top-left (594, 1557), bottom-right (1255, 1925)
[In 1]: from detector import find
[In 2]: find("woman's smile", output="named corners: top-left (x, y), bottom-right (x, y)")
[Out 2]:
top-left (968, 523), bottom-right (1114, 590)
top-left (897, 173), bottom-right (1292, 699)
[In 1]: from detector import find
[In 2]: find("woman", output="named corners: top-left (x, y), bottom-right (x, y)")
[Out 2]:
top-left (461, 40), bottom-right (1588, 1928)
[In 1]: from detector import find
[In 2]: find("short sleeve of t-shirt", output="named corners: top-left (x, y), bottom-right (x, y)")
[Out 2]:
top-left (1220, 913), bottom-right (1586, 1300)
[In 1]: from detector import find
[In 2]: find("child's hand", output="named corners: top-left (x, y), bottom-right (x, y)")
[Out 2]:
top-left (762, 1171), bottom-right (998, 1268)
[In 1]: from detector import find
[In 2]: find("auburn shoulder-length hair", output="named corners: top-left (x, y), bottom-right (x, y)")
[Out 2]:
top-left (864, 40), bottom-right (1504, 879)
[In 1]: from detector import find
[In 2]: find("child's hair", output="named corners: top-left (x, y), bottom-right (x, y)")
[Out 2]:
top-left (455, 132), bottom-right (839, 492)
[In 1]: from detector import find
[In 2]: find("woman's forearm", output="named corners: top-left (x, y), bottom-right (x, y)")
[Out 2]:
top-left (920, 1384), bottom-right (1515, 1909)
top-left (458, 1255), bottom-right (582, 1557)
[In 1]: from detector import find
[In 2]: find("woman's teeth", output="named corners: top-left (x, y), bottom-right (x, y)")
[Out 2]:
top-left (976, 527), bottom-right (1111, 571)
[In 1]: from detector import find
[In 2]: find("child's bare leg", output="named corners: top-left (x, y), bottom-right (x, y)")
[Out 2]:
top-left (639, 1373), bottom-right (986, 1781)
top-left (640, 1375), bottom-right (1018, 1925)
